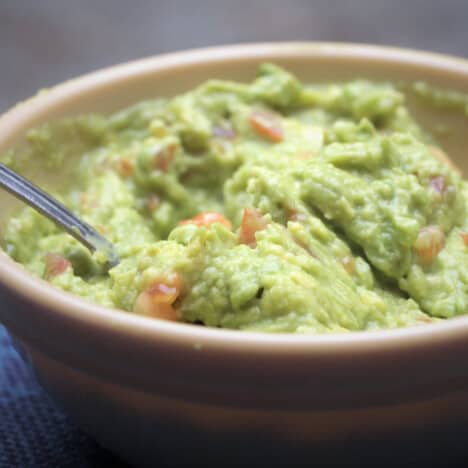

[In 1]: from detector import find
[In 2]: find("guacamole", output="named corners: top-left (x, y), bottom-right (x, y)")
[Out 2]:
top-left (2, 64), bottom-right (467, 333)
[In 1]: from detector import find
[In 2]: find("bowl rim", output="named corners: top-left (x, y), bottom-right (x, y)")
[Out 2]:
top-left (1, 41), bottom-right (468, 362)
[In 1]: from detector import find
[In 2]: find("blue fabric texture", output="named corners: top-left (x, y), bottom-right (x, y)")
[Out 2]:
top-left (0, 325), bottom-right (127, 467)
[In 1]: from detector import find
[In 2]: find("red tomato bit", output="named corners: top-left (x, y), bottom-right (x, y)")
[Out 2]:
top-left (116, 158), bottom-right (134, 178)
top-left (249, 110), bottom-right (284, 142)
top-left (414, 225), bottom-right (445, 265)
top-left (239, 208), bottom-right (268, 247)
top-left (179, 212), bottom-right (232, 230)
top-left (44, 253), bottom-right (71, 279)
top-left (133, 273), bottom-right (183, 321)
top-left (460, 232), bottom-right (468, 247)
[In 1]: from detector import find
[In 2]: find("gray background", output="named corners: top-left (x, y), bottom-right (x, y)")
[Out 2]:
top-left (1, 0), bottom-right (468, 112)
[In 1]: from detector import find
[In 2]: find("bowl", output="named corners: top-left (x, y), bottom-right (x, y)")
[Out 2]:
top-left (1, 43), bottom-right (468, 466)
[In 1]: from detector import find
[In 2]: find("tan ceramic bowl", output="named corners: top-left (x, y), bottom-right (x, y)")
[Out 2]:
top-left (1, 43), bottom-right (468, 466)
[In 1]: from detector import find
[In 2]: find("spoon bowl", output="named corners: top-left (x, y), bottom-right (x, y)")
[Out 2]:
top-left (0, 163), bottom-right (119, 268)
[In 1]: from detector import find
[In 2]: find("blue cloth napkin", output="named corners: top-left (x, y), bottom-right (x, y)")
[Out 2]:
top-left (0, 325), bottom-right (128, 467)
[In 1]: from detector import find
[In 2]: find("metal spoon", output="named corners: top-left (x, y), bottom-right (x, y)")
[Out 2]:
top-left (0, 163), bottom-right (119, 268)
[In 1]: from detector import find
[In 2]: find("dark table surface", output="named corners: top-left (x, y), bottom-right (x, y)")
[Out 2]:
top-left (2, 0), bottom-right (468, 466)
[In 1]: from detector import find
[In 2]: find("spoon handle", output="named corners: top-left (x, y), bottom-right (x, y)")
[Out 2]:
top-left (0, 163), bottom-right (119, 267)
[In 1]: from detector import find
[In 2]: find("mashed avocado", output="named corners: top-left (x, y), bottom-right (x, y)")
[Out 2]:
top-left (2, 64), bottom-right (467, 333)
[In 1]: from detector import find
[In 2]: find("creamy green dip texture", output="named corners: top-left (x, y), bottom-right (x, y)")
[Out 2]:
top-left (2, 64), bottom-right (468, 333)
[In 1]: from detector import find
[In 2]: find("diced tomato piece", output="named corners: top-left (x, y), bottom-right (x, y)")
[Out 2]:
top-left (239, 208), bottom-right (268, 247)
top-left (146, 281), bottom-right (180, 304)
top-left (133, 273), bottom-right (183, 321)
top-left (429, 175), bottom-right (446, 195)
top-left (341, 256), bottom-right (355, 274)
top-left (116, 158), bottom-right (134, 178)
top-left (249, 110), bottom-right (284, 142)
top-left (154, 143), bottom-right (177, 172)
top-left (179, 212), bottom-right (232, 229)
top-left (212, 125), bottom-right (237, 140)
top-left (44, 253), bottom-right (71, 279)
top-left (460, 232), bottom-right (468, 247)
top-left (414, 225), bottom-right (445, 265)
